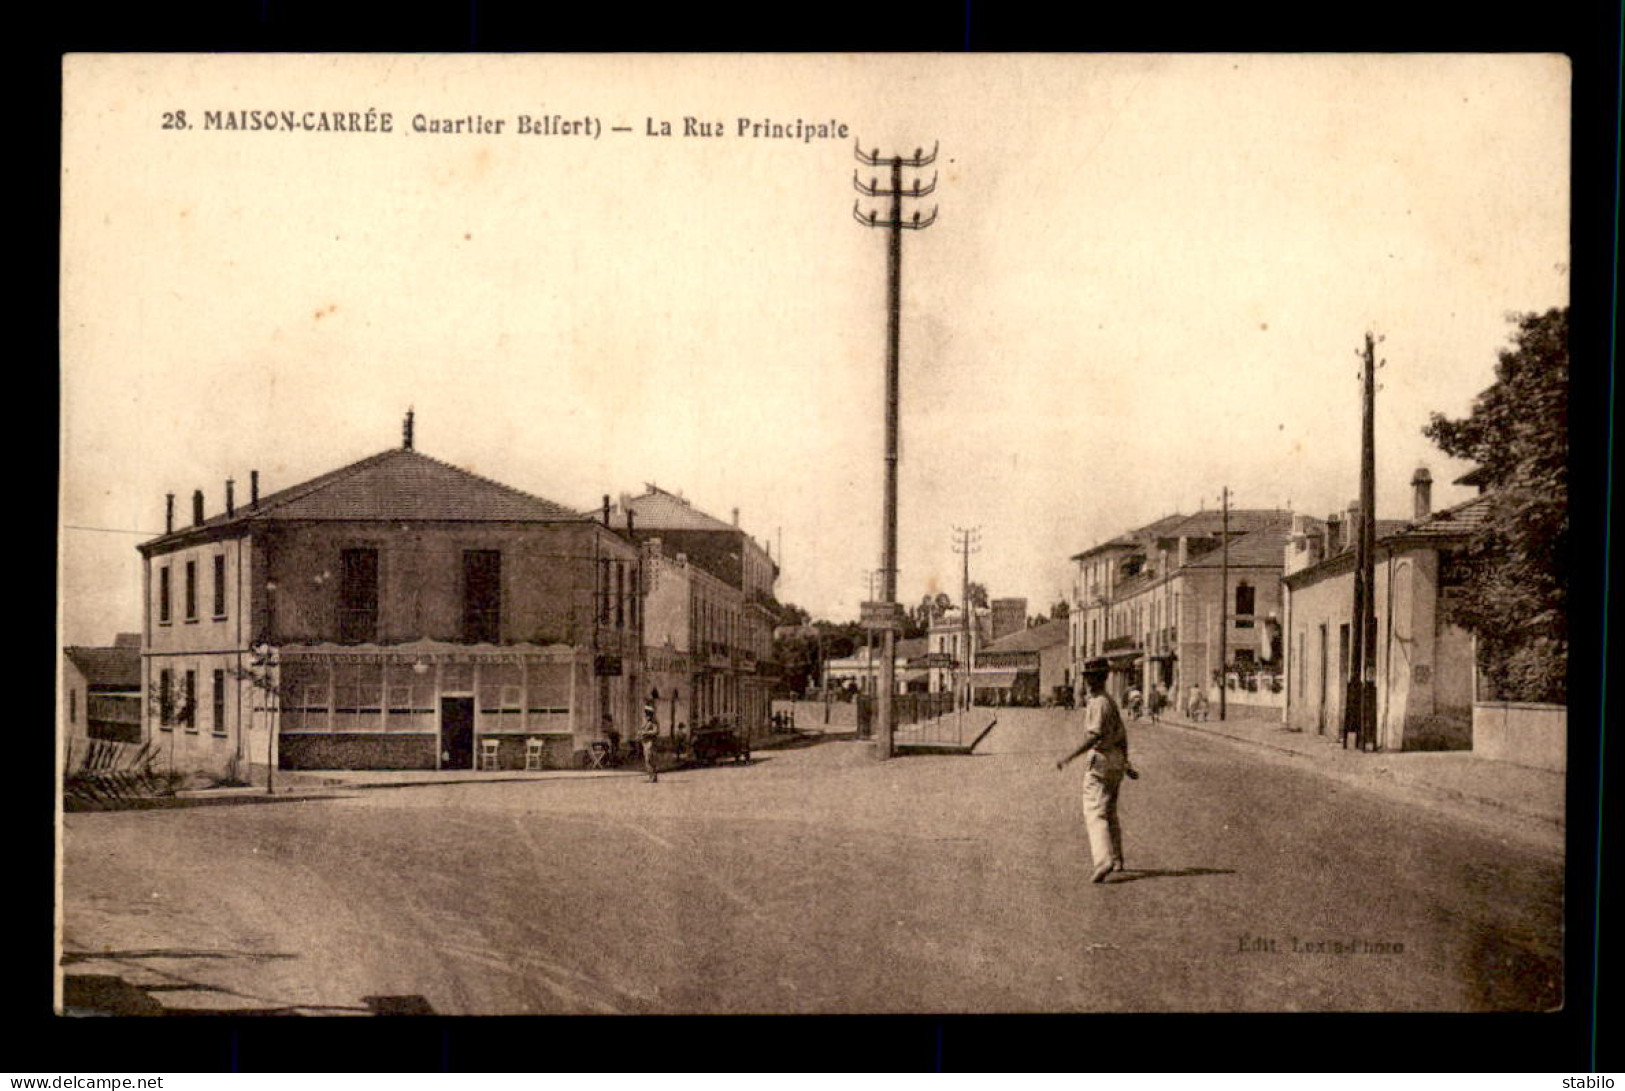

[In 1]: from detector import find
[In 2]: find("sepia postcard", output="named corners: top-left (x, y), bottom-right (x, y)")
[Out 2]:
top-left (58, 53), bottom-right (1571, 1017)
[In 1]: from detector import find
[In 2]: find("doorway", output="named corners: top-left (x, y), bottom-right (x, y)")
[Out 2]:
top-left (440, 697), bottom-right (474, 770)
top-left (1317, 624), bottom-right (1329, 735)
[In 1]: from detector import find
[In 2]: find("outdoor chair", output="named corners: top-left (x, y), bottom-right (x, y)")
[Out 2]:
top-left (479, 737), bottom-right (502, 771)
top-left (524, 737), bottom-right (548, 771)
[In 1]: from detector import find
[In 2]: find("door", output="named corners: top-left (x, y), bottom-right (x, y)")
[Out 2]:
top-left (440, 697), bottom-right (474, 770)
top-left (1316, 624), bottom-right (1328, 734)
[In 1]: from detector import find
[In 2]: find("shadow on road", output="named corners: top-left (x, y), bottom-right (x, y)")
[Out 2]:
top-left (61, 973), bottom-right (436, 1017)
top-left (63, 948), bottom-right (298, 964)
top-left (1108, 867), bottom-right (1236, 884)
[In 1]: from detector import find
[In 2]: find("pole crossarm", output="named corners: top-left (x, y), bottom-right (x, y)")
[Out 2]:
top-left (852, 201), bottom-right (939, 230)
top-left (854, 138), bottom-right (939, 167)
top-left (853, 170), bottom-right (939, 198)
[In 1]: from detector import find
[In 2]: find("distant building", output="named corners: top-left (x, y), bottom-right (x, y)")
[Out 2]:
top-left (1069, 510), bottom-right (1296, 708)
top-left (62, 634), bottom-right (143, 750)
top-left (971, 617), bottom-right (1068, 706)
top-left (1283, 468), bottom-right (1482, 752)
top-left (137, 442), bottom-right (642, 780)
top-left (926, 605), bottom-right (991, 701)
top-left (607, 485), bottom-right (779, 737)
top-left (823, 637), bottom-right (930, 695)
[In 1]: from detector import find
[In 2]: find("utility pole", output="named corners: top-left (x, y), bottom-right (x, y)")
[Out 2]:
top-left (1345, 332), bottom-right (1382, 750)
top-left (952, 526), bottom-right (981, 725)
top-left (854, 138), bottom-right (939, 761)
top-left (1218, 485), bottom-right (1229, 722)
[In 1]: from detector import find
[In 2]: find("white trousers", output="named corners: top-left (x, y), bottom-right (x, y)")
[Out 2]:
top-left (1081, 751), bottom-right (1126, 868)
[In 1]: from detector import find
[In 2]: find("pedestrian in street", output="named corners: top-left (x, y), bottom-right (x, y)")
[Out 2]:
top-left (1189, 683), bottom-right (1209, 722)
top-left (639, 696), bottom-right (661, 783)
top-left (1057, 668), bottom-right (1139, 883)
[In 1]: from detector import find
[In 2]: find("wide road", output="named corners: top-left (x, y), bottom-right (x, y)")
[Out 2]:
top-left (61, 709), bottom-right (1563, 1014)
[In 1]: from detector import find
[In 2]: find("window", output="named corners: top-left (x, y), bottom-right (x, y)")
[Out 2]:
top-left (184, 561), bottom-right (198, 621)
top-left (1235, 582), bottom-right (1255, 628)
top-left (598, 559), bottom-right (612, 625)
top-left (159, 566), bottom-right (172, 625)
top-left (614, 562), bottom-right (625, 629)
top-left (212, 669), bottom-right (226, 734)
top-left (69, 688), bottom-right (76, 725)
top-left (158, 669), bottom-right (174, 728)
top-left (182, 669), bottom-right (197, 729)
top-left (213, 554), bottom-right (227, 618)
top-left (339, 548), bottom-right (380, 643)
top-left (463, 550), bottom-right (502, 643)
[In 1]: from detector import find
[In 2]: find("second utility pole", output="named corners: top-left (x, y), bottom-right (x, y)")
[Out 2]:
top-left (854, 139), bottom-right (938, 760)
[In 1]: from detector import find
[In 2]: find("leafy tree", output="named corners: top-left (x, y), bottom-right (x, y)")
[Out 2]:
top-left (965, 582), bottom-right (989, 609)
top-left (1423, 307), bottom-right (1567, 703)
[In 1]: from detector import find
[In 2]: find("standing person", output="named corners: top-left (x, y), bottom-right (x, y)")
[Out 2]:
top-left (1057, 669), bottom-right (1139, 883)
top-left (639, 695), bottom-right (660, 783)
top-left (1190, 683), bottom-right (1209, 722)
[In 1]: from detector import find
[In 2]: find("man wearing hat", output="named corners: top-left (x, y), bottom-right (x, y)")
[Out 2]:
top-left (1057, 668), bottom-right (1139, 883)
top-left (639, 690), bottom-right (661, 783)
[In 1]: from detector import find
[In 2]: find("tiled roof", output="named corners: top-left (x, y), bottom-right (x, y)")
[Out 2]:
top-left (142, 448), bottom-right (586, 550)
top-left (610, 486), bottom-right (738, 532)
top-left (1285, 497), bottom-right (1494, 585)
top-left (64, 646), bottom-right (141, 689)
top-left (1070, 513), bottom-right (1187, 561)
top-left (980, 617), bottom-right (1068, 654)
top-left (1182, 524), bottom-right (1294, 568)
top-left (1387, 494), bottom-right (1493, 541)
top-left (1163, 509), bottom-right (1295, 539)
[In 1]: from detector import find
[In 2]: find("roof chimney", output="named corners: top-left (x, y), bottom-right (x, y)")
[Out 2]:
top-left (732, 507), bottom-right (740, 527)
top-left (192, 489), bottom-right (205, 527)
top-left (250, 470), bottom-right (260, 507)
top-left (165, 493), bottom-right (174, 535)
top-left (1411, 466), bottom-right (1433, 522)
top-left (627, 508), bottom-right (636, 536)
top-left (1345, 499), bottom-right (1360, 553)
top-left (602, 494), bottom-right (611, 527)
top-left (226, 478), bottom-right (235, 517)
top-left (403, 408), bottom-right (415, 451)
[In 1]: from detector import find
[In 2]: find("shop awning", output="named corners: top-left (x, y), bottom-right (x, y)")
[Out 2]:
top-left (972, 670), bottom-right (1023, 687)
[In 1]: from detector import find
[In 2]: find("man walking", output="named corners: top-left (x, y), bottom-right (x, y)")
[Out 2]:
top-left (639, 693), bottom-right (661, 783)
top-left (1057, 668), bottom-right (1138, 883)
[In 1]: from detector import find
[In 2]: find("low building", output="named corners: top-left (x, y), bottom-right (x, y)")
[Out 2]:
top-left (62, 634), bottom-right (143, 753)
top-left (1282, 468), bottom-right (1481, 751)
top-left (824, 637), bottom-right (929, 695)
top-left (970, 618), bottom-right (1069, 706)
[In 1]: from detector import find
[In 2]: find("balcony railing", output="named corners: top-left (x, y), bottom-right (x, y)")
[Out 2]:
top-left (1102, 634), bottom-right (1140, 653)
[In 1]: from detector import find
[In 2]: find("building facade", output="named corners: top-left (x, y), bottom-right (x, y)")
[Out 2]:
top-left (138, 444), bottom-right (643, 779)
top-left (610, 486), bottom-right (779, 737)
top-left (971, 617), bottom-right (1068, 706)
top-left (1069, 510), bottom-right (1294, 708)
top-left (1282, 471), bottom-right (1480, 751)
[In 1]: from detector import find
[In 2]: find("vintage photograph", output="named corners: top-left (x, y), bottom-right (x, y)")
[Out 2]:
top-left (58, 53), bottom-right (1570, 1015)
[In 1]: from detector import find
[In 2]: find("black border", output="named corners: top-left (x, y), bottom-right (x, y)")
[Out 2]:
top-left (28, 0), bottom-right (1621, 1074)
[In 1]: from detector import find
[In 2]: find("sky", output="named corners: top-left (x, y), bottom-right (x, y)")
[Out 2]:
top-left (59, 54), bottom-right (1570, 645)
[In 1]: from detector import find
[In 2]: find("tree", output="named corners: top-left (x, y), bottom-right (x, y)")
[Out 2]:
top-left (965, 582), bottom-right (989, 609)
top-left (1423, 307), bottom-right (1567, 703)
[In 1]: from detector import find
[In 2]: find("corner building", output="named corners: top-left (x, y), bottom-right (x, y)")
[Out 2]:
top-left (138, 445), bottom-right (641, 779)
